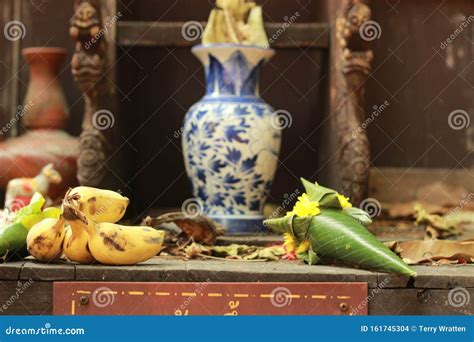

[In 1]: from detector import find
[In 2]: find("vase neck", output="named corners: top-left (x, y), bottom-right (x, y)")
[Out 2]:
top-left (28, 62), bottom-right (59, 81)
top-left (23, 48), bottom-right (66, 79)
top-left (193, 45), bottom-right (274, 98)
top-left (204, 55), bottom-right (263, 97)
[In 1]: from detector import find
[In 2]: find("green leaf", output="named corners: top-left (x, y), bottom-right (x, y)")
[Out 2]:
top-left (308, 209), bottom-right (416, 276)
top-left (301, 178), bottom-right (342, 209)
top-left (13, 193), bottom-right (45, 222)
top-left (0, 223), bottom-right (29, 261)
top-left (263, 215), bottom-right (294, 235)
top-left (291, 216), bottom-right (312, 242)
top-left (264, 215), bottom-right (312, 243)
top-left (12, 194), bottom-right (60, 230)
top-left (265, 209), bottom-right (416, 276)
top-left (298, 248), bottom-right (319, 265)
top-left (343, 207), bottom-right (373, 226)
top-left (244, 246), bottom-right (286, 261)
top-left (18, 215), bottom-right (45, 230)
top-left (42, 207), bottom-right (61, 219)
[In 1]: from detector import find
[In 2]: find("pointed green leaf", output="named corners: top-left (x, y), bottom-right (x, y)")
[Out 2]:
top-left (263, 215), bottom-right (293, 235)
top-left (308, 209), bottom-right (416, 276)
top-left (343, 207), bottom-right (373, 226)
top-left (301, 178), bottom-right (342, 209)
top-left (264, 215), bottom-right (312, 243)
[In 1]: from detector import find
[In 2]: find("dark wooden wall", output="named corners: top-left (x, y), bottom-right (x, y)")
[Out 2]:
top-left (0, 0), bottom-right (18, 139)
top-left (0, 0), bottom-right (472, 215)
top-left (367, 0), bottom-right (473, 169)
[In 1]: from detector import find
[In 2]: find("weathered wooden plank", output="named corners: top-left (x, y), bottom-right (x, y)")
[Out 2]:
top-left (414, 265), bottom-right (474, 289)
top-left (369, 288), bottom-right (473, 315)
top-left (377, 265), bottom-right (474, 289)
top-left (0, 261), bottom-right (473, 315)
top-left (4, 260), bottom-right (474, 287)
top-left (0, 261), bottom-right (24, 280)
top-left (117, 21), bottom-right (329, 48)
top-left (0, 281), bottom-right (52, 315)
top-left (185, 260), bottom-right (379, 288)
top-left (20, 261), bottom-right (75, 281)
top-left (75, 258), bottom-right (187, 282)
top-left (1, 260), bottom-right (474, 289)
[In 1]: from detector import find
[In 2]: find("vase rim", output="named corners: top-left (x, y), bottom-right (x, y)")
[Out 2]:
top-left (22, 47), bottom-right (68, 57)
top-left (192, 43), bottom-right (275, 67)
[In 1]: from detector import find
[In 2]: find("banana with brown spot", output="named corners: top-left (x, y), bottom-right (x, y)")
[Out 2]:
top-left (67, 186), bottom-right (129, 223)
top-left (26, 217), bottom-right (66, 262)
top-left (63, 202), bottom-right (165, 265)
top-left (62, 204), bottom-right (95, 264)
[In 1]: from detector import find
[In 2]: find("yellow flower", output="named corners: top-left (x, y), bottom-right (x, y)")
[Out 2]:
top-left (283, 233), bottom-right (311, 255)
top-left (296, 240), bottom-right (311, 254)
top-left (283, 233), bottom-right (296, 253)
top-left (337, 194), bottom-right (352, 209)
top-left (285, 193), bottom-right (320, 217)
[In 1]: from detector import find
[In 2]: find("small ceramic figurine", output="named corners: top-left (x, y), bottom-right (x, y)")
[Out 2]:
top-left (5, 163), bottom-right (62, 210)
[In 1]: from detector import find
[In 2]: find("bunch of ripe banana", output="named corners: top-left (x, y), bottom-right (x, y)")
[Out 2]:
top-left (26, 187), bottom-right (165, 265)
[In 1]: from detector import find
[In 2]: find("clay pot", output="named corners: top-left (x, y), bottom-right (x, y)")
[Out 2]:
top-left (0, 47), bottom-right (78, 201)
top-left (21, 47), bottom-right (69, 130)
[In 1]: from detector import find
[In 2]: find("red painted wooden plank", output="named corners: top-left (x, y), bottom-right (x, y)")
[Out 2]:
top-left (54, 282), bottom-right (368, 316)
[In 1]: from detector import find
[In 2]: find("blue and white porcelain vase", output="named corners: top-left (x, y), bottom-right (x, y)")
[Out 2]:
top-left (182, 44), bottom-right (281, 234)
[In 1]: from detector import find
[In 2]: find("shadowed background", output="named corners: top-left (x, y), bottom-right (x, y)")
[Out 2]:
top-left (0, 0), bottom-right (472, 216)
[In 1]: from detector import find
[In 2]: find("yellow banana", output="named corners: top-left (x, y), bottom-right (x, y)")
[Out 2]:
top-left (67, 186), bottom-right (129, 223)
top-left (26, 217), bottom-right (66, 262)
top-left (63, 217), bottom-right (95, 264)
top-left (63, 202), bottom-right (165, 265)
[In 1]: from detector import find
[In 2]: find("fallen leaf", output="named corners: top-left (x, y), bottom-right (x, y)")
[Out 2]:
top-left (142, 213), bottom-right (225, 245)
top-left (385, 239), bottom-right (474, 265)
top-left (183, 242), bottom-right (285, 261)
top-left (415, 204), bottom-right (462, 238)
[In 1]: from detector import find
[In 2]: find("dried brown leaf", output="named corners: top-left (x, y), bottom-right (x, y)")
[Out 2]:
top-left (387, 239), bottom-right (474, 265)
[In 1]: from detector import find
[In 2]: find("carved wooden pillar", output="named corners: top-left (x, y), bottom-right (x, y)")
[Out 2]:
top-left (70, 0), bottom-right (120, 189)
top-left (328, 0), bottom-right (373, 205)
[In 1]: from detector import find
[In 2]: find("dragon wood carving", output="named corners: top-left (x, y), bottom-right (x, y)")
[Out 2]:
top-left (332, 0), bottom-right (374, 205)
top-left (70, 0), bottom-right (109, 186)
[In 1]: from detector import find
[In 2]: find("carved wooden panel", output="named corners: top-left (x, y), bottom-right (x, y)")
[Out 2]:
top-left (70, 0), bottom-right (122, 189)
top-left (328, 0), bottom-right (373, 205)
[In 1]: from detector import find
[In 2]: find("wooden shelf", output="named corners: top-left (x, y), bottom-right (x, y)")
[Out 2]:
top-left (117, 21), bottom-right (330, 48)
top-left (0, 258), bottom-right (472, 315)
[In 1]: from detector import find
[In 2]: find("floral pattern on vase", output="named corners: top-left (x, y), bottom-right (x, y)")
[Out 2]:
top-left (182, 44), bottom-right (281, 234)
